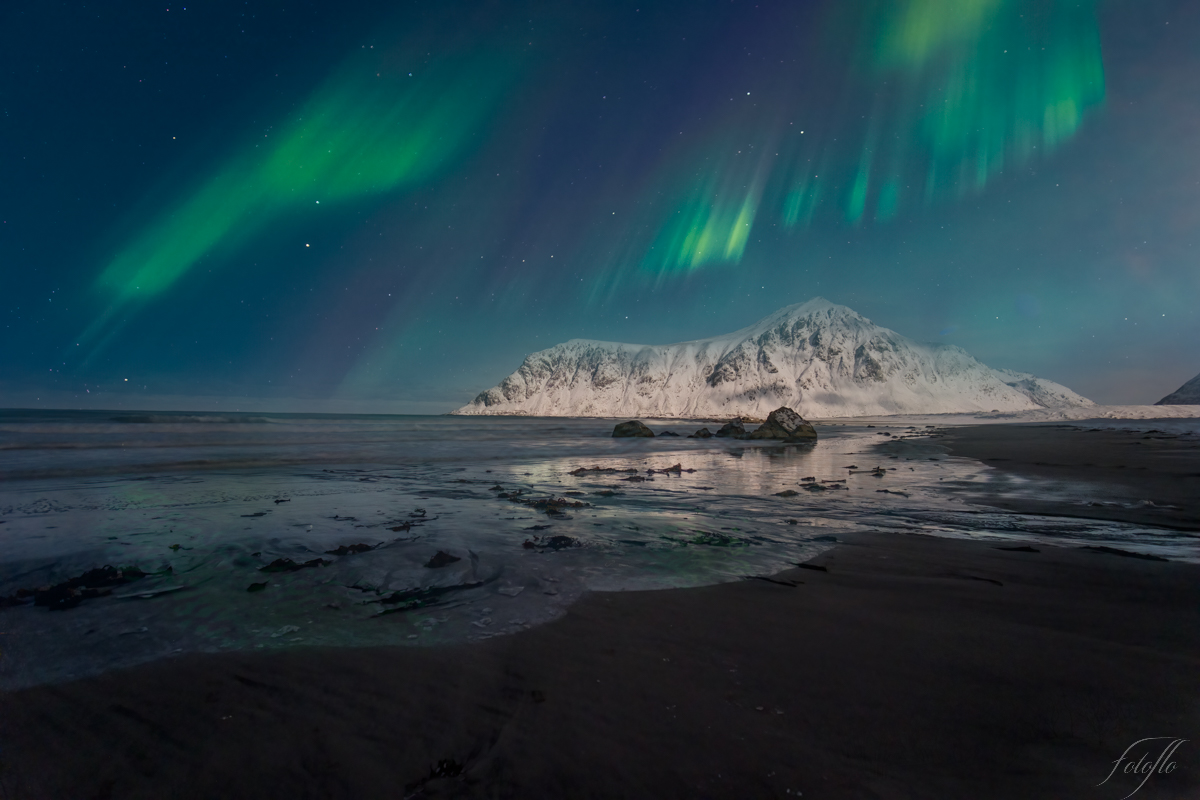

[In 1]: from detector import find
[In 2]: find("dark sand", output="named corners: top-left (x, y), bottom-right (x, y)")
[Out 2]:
top-left (941, 423), bottom-right (1200, 529)
top-left (1, 424), bottom-right (1198, 799)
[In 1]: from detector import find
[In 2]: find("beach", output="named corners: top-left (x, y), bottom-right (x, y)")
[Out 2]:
top-left (1, 529), bottom-right (1197, 799)
top-left (1, 414), bottom-right (1198, 798)
top-left (941, 423), bottom-right (1200, 529)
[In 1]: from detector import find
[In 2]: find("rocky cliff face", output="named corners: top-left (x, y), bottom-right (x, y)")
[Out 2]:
top-left (1156, 372), bottom-right (1200, 405)
top-left (453, 298), bottom-right (1093, 418)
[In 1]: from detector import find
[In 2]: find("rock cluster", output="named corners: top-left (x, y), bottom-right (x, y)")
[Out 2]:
top-left (611, 407), bottom-right (816, 441)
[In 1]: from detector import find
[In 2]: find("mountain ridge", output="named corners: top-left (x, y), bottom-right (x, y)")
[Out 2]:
top-left (453, 298), bottom-right (1093, 418)
top-left (1156, 372), bottom-right (1200, 405)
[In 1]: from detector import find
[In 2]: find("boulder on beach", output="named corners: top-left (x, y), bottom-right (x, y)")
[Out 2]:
top-left (612, 420), bottom-right (655, 438)
top-left (715, 420), bottom-right (745, 438)
top-left (745, 407), bottom-right (818, 441)
top-left (657, 430), bottom-right (680, 437)
top-left (688, 427), bottom-right (713, 439)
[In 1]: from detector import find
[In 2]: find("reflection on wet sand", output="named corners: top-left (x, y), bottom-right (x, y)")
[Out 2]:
top-left (0, 413), bottom-right (1194, 689)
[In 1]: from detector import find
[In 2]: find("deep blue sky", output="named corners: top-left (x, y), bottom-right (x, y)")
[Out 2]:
top-left (2, 0), bottom-right (1197, 412)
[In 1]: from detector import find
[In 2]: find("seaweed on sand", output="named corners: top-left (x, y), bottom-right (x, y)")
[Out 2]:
top-left (369, 581), bottom-right (485, 615)
top-left (325, 543), bottom-right (380, 556)
top-left (522, 535), bottom-right (579, 551)
top-left (519, 497), bottom-right (588, 512)
top-left (567, 466), bottom-right (639, 476)
top-left (690, 531), bottom-right (751, 547)
top-left (258, 557), bottom-right (330, 573)
top-left (1, 565), bottom-right (152, 611)
top-left (646, 463), bottom-right (697, 476)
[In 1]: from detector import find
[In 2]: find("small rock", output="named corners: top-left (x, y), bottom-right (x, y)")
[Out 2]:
top-left (715, 420), bottom-right (746, 438)
top-left (498, 586), bottom-right (525, 597)
top-left (648, 463), bottom-right (693, 476)
top-left (612, 420), bottom-right (655, 438)
top-left (688, 427), bottom-right (713, 438)
top-left (425, 550), bottom-right (462, 569)
top-left (745, 407), bottom-right (818, 441)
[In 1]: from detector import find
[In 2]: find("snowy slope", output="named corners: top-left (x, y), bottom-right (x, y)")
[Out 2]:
top-left (452, 298), bottom-right (1093, 418)
top-left (1156, 372), bottom-right (1200, 405)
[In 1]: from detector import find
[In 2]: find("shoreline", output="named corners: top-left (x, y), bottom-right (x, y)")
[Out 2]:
top-left (940, 423), bottom-right (1200, 531)
top-left (2, 530), bottom-right (1197, 799)
top-left (1, 418), bottom-right (1198, 798)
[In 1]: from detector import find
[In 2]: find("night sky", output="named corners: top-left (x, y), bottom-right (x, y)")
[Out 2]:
top-left (2, 0), bottom-right (1198, 413)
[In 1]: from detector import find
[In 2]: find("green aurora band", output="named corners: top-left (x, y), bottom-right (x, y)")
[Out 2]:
top-left (642, 0), bottom-right (1104, 275)
top-left (88, 0), bottom-right (1106, 319)
top-left (642, 159), bottom-right (767, 276)
top-left (90, 45), bottom-right (515, 324)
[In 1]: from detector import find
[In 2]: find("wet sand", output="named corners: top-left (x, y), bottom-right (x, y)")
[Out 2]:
top-left (2, 528), bottom-right (1198, 799)
top-left (941, 423), bottom-right (1200, 529)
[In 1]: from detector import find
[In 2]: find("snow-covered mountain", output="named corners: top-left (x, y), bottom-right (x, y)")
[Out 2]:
top-left (1156, 372), bottom-right (1200, 405)
top-left (453, 298), bottom-right (1093, 418)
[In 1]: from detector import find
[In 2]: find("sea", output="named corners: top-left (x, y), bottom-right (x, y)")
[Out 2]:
top-left (0, 408), bottom-right (1194, 690)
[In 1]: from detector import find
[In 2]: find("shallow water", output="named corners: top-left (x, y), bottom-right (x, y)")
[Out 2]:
top-left (0, 410), bottom-right (1194, 689)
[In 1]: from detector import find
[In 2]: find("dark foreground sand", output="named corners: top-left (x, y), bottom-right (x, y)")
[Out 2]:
top-left (941, 423), bottom-right (1200, 529)
top-left (1, 425), bottom-right (1198, 799)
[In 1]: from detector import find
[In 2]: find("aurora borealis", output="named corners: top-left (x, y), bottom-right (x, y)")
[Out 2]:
top-left (2, 0), bottom-right (1198, 411)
